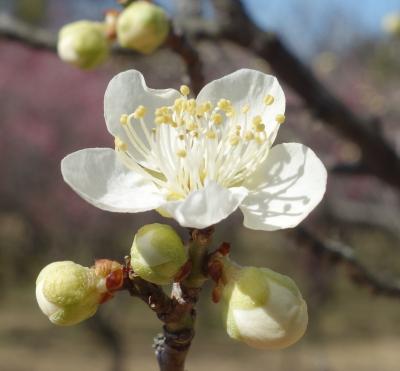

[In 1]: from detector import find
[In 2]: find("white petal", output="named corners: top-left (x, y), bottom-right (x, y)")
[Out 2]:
top-left (161, 181), bottom-right (248, 229)
top-left (36, 280), bottom-right (60, 318)
top-left (196, 69), bottom-right (285, 141)
top-left (240, 143), bottom-right (327, 231)
top-left (61, 148), bottom-right (165, 212)
top-left (104, 70), bottom-right (180, 162)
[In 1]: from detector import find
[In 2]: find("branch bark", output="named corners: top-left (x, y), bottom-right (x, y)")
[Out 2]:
top-left (121, 227), bottom-right (214, 371)
top-left (207, 0), bottom-right (400, 190)
top-left (291, 227), bottom-right (400, 298)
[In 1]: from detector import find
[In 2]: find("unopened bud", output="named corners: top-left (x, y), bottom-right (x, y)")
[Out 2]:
top-left (130, 223), bottom-right (187, 285)
top-left (222, 263), bottom-right (308, 349)
top-left (57, 21), bottom-right (110, 69)
top-left (36, 261), bottom-right (104, 326)
top-left (382, 13), bottom-right (400, 36)
top-left (116, 1), bottom-right (170, 54)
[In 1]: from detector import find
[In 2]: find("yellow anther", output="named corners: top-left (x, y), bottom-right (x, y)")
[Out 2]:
top-left (155, 106), bottom-right (169, 116)
top-left (174, 98), bottom-right (185, 112)
top-left (151, 128), bottom-right (157, 134)
top-left (192, 131), bottom-right (199, 138)
top-left (229, 135), bottom-right (240, 146)
top-left (202, 101), bottom-right (213, 112)
top-left (217, 98), bottom-right (232, 112)
top-left (236, 125), bottom-right (242, 131)
top-left (180, 85), bottom-right (190, 96)
top-left (154, 116), bottom-right (165, 125)
top-left (176, 149), bottom-right (187, 158)
top-left (254, 123), bottom-right (265, 132)
top-left (133, 105), bottom-right (147, 119)
top-left (263, 95), bottom-right (275, 106)
top-left (244, 131), bottom-right (255, 141)
top-left (196, 105), bottom-right (205, 117)
top-left (178, 134), bottom-right (185, 140)
top-left (241, 104), bottom-right (250, 114)
top-left (120, 114), bottom-right (129, 125)
top-left (114, 137), bottom-right (128, 151)
top-left (252, 115), bottom-right (262, 126)
top-left (186, 99), bottom-right (197, 114)
top-left (206, 130), bottom-right (217, 139)
top-left (225, 108), bottom-right (236, 118)
top-left (186, 121), bottom-right (198, 131)
top-left (211, 113), bottom-right (223, 125)
top-left (276, 114), bottom-right (286, 124)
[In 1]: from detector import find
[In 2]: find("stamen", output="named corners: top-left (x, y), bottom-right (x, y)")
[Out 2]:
top-left (241, 104), bottom-right (250, 114)
top-left (244, 131), bottom-right (254, 141)
top-left (120, 114), bottom-right (129, 125)
top-left (217, 99), bottom-right (232, 112)
top-left (133, 105), bottom-right (147, 119)
top-left (206, 130), bottom-right (217, 139)
top-left (263, 95), bottom-right (275, 106)
top-left (229, 134), bottom-right (240, 146)
top-left (211, 113), bottom-right (223, 125)
top-left (180, 85), bottom-right (190, 96)
top-left (114, 137), bottom-right (128, 151)
top-left (116, 90), bottom-right (279, 197)
top-left (276, 114), bottom-right (285, 124)
top-left (176, 149), bottom-right (187, 158)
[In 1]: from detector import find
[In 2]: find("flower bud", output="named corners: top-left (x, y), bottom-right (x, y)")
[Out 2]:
top-left (57, 21), bottom-right (110, 69)
top-left (382, 13), bottom-right (400, 36)
top-left (36, 261), bottom-right (103, 326)
top-left (222, 264), bottom-right (308, 349)
top-left (116, 1), bottom-right (170, 54)
top-left (131, 223), bottom-right (187, 285)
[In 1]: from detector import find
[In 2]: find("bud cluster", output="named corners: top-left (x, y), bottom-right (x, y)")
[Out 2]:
top-left (57, 1), bottom-right (170, 69)
top-left (35, 224), bottom-right (308, 352)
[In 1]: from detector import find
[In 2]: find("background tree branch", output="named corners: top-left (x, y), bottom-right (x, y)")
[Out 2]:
top-left (207, 0), bottom-right (400, 190)
top-left (292, 227), bottom-right (400, 299)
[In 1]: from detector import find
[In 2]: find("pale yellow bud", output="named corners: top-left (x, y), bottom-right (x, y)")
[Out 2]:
top-left (131, 224), bottom-right (188, 285)
top-left (222, 263), bottom-right (308, 350)
top-left (36, 261), bottom-right (103, 326)
top-left (57, 21), bottom-right (110, 69)
top-left (117, 1), bottom-right (170, 54)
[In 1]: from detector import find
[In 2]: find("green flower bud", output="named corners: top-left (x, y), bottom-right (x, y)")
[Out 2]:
top-left (131, 223), bottom-right (187, 285)
top-left (117, 1), bottom-right (170, 54)
top-left (58, 21), bottom-right (110, 69)
top-left (222, 264), bottom-right (308, 349)
top-left (36, 261), bottom-right (104, 326)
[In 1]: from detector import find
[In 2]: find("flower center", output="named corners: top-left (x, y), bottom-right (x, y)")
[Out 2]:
top-left (114, 85), bottom-right (285, 199)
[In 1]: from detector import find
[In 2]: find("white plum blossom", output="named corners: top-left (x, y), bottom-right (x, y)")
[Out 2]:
top-left (61, 69), bottom-right (327, 230)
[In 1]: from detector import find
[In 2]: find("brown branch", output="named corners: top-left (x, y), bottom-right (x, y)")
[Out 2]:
top-left (0, 13), bottom-right (56, 51)
top-left (291, 227), bottom-right (400, 298)
top-left (0, 13), bottom-right (204, 94)
top-left (165, 24), bottom-right (205, 95)
top-left (205, 0), bottom-right (400, 190)
top-left (119, 227), bottom-right (214, 371)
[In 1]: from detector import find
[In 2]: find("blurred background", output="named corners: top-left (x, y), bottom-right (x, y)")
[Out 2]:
top-left (1, 0), bottom-right (400, 370)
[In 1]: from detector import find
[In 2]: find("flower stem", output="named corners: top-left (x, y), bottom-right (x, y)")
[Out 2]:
top-left (154, 226), bottom-right (214, 371)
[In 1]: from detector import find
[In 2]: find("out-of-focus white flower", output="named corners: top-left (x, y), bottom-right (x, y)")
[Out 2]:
top-left (117, 1), bottom-right (170, 54)
top-left (61, 69), bottom-right (327, 230)
top-left (58, 21), bottom-right (110, 69)
top-left (36, 261), bottom-right (104, 326)
top-left (131, 223), bottom-right (187, 285)
top-left (222, 263), bottom-right (308, 349)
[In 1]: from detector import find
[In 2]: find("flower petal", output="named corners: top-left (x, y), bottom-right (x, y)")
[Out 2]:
top-left (240, 143), bottom-right (327, 231)
top-left (161, 181), bottom-right (248, 229)
top-left (61, 148), bottom-right (165, 212)
top-left (196, 69), bottom-right (285, 142)
top-left (104, 69), bottom-right (180, 162)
